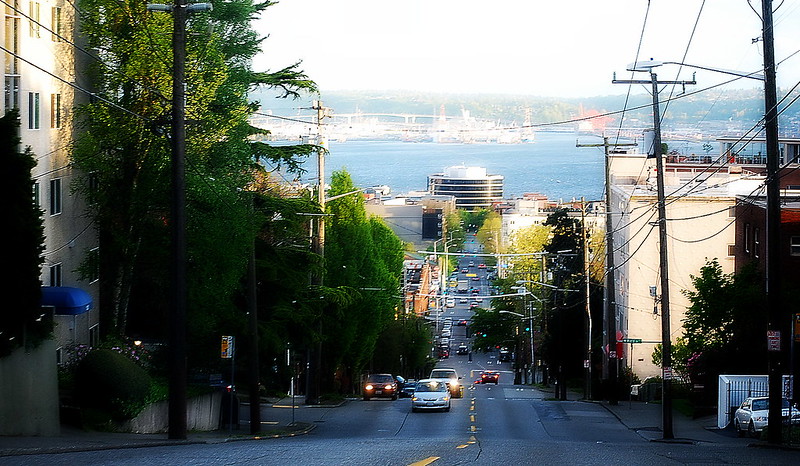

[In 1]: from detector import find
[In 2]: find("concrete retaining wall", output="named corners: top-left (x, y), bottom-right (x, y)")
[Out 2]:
top-left (120, 391), bottom-right (222, 433)
top-left (0, 341), bottom-right (60, 436)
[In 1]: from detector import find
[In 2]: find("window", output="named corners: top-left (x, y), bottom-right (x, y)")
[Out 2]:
top-left (49, 177), bottom-right (61, 214)
top-left (87, 247), bottom-right (99, 283)
top-left (50, 93), bottom-right (60, 128)
top-left (89, 324), bottom-right (100, 347)
top-left (4, 4), bottom-right (20, 111)
top-left (728, 244), bottom-right (736, 257)
top-left (791, 236), bottom-right (800, 256)
top-left (50, 6), bottom-right (60, 41)
top-left (728, 205), bottom-right (737, 218)
top-left (744, 223), bottom-right (751, 254)
top-left (28, 1), bottom-right (39, 38)
top-left (754, 228), bottom-right (760, 259)
top-left (55, 347), bottom-right (63, 365)
top-left (33, 180), bottom-right (39, 206)
top-left (49, 262), bottom-right (62, 286)
top-left (28, 91), bottom-right (39, 129)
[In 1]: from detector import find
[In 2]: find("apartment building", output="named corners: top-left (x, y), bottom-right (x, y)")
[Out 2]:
top-left (607, 149), bottom-right (762, 377)
top-left (4, 0), bottom-right (98, 359)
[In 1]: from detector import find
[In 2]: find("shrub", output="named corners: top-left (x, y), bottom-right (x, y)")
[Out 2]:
top-left (75, 349), bottom-right (152, 421)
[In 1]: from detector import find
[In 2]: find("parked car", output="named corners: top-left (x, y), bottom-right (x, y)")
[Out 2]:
top-left (411, 379), bottom-right (451, 412)
top-left (429, 367), bottom-right (463, 398)
top-left (480, 370), bottom-right (500, 384)
top-left (734, 396), bottom-right (800, 436)
top-left (363, 373), bottom-right (398, 401)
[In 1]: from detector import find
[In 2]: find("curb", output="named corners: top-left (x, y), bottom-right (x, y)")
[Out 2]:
top-left (0, 422), bottom-right (317, 458)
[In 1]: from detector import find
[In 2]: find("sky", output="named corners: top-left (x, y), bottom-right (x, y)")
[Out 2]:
top-left (253, 0), bottom-right (800, 100)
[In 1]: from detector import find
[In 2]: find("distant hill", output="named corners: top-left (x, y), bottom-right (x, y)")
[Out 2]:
top-left (250, 88), bottom-right (800, 135)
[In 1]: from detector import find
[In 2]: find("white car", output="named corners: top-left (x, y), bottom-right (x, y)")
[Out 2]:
top-left (411, 379), bottom-right (451, 412)
top-left (733, 396), bottom-right (800, 437)
top-left (429, 367), bottom-right (463, 398)
top-left (445, 298), bottom-right (455, 308)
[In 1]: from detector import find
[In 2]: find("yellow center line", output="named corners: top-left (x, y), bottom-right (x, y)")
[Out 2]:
top-left (470, 425), bottom-right (477, 432)
top-left (408, 457), bottom-right (440, 466)
top-left (470, 415), bottom-right (475, 422)
top-left (271, 405), bottom-right (300, 409)
top-left (456, 444), bottom-right (469, 449)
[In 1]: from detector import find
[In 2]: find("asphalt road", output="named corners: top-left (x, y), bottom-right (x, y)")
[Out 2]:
top-left (7, 246), bottom-right (799, 465)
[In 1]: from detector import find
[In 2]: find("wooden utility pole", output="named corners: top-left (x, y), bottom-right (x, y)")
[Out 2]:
top-left (760, 0), bottom-right (783, 445)
top-left (614, 69), bottom-right (695, 440)
top-left (167, 0), bottom-right (188, 440)
top-left (306, 99), bottom-right (330, 405)
top-left (577, 138), bottom-right (636, 405)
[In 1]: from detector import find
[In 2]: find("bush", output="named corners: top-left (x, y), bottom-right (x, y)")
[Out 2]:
top-left (75, 349), bottom-right (153, 421)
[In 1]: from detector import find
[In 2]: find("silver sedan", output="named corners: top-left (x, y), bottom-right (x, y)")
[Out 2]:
top-left (410, 379), bottom-right (451, 412)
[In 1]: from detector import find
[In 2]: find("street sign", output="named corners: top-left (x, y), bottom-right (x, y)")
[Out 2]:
top-left (767, 330), bottom-right (781, 352)
top-left (609, 350), bottom-right (617, 359)
top-left (663, 366), bottom-right (673, 380)
top-left (621, 338), bottom-right (642, 344)
top-left (221, 335), bottom-right (234, 359)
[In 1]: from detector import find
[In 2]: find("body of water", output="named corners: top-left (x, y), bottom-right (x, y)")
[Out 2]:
top-left (299, 132), bottom-right (608, 202)
top-left (289, 131), bottom-right (704, 202)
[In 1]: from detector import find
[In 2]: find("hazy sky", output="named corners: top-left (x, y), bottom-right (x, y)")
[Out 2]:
top-left (253, 0), bottom-right (800, 98)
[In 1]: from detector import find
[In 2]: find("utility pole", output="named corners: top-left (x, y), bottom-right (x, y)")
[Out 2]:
top-left (306, 99), bottom-right (330, 405)
top-left (761, 0), bottom-right (783, 445)
top-left (581, 198), bottom-right (593, 399)
top-left (168, 0), bottom-right (188, 440)
top-left (614, 68), bottom-right (695, 440)
top-left (577, 138), bottom-right (636, 405)
top-left (147, 0), bottom-right (213, 440)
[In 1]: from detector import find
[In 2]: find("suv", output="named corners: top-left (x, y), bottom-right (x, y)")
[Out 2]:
top-left (429, 367), bottom-right (463, 398)
top-left (363, 373), bottom-right (398, 401)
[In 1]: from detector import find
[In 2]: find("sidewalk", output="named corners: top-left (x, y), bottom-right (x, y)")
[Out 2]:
top-left (535, 385), bottom-right (735, 444)
top-left (0, 396), bottom-right (317, 458)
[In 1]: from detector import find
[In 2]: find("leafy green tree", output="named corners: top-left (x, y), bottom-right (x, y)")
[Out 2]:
top-left (539, 208), bottom-right (595, 393)
top-left (469, 307), bottom-right (518, 352)
top-left (507, 223), bottom-right (551, 282)
top-left (70, 0), bottom-right (316, 369)
top-left (681, 259), bottom-right (765, 377)
top-left (1, 109), bottom-right (50, 356)
top-left (476, 211), bottom-right (502, 254)
top-left (322, 169), bottom-right (405, 393)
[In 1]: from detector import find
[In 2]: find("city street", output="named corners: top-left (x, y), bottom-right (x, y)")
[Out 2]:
top-left (6, 355), bottom-right (799, 465)
top-left (5, 249), bottom-right (799, 465)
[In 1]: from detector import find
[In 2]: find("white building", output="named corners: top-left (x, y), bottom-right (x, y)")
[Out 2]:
top-left (608, 150), bottom-right (762, 377)
top-left (3, 1), bottom-right (99, 357)
top-left (428, 165), bottom-right (503, 211)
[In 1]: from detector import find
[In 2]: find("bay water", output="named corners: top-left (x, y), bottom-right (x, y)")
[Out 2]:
top-left (300, 131), bottom-right (609, 202)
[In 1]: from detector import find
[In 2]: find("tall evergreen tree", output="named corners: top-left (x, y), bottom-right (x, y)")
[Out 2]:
top-left (1, 109), bottom-right (49, 356)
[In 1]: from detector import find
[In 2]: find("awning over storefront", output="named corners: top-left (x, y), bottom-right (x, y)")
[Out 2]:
top-left (41, 287), bottom-right (93, 315)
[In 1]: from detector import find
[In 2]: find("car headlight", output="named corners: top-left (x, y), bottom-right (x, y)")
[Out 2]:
top-left (412, 396), bottom-right (418, 401)
top-left (384, 384), bottom-right (393, 390)
top-left (451, 381), bottom-right (459, 388)
top-left (365, 384), bottom-right (373, 390)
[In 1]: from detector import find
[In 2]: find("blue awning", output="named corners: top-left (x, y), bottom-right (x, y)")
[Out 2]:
top-left (41, 286), bottom-right (93, 315)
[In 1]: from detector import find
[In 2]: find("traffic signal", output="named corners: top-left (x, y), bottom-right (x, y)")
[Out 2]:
top-left (525, 326), bottom-right (531, 332)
